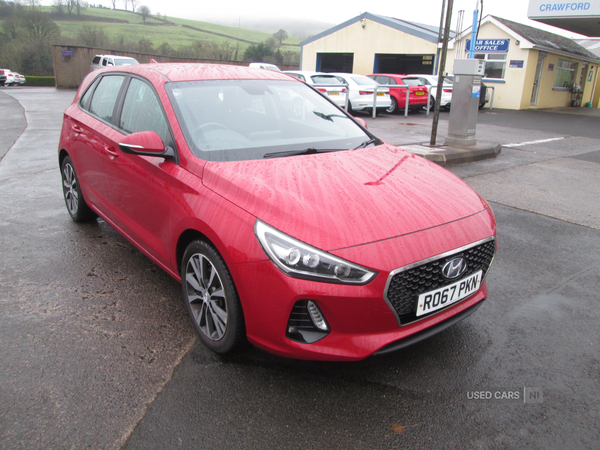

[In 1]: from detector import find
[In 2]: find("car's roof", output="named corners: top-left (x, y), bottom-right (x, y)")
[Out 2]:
top-left (92, 63), bottom-right (297, 83)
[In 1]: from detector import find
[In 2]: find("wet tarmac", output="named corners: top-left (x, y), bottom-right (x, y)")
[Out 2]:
top-left (1, 87), bottom-right (599, 449)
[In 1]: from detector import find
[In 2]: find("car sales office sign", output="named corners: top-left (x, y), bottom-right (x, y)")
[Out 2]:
top-left (466, 39), bottom-right (510, 53)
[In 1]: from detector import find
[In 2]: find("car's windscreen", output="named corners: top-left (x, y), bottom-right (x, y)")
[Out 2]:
top-left (115, 59), bottom-right (138, 65)
top-left (166, 79), bottom-right (370, 162)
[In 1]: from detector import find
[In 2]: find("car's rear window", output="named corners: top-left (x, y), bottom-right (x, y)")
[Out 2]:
top-left (311, 75), bottom-right (343, 85)
top-left (402, 78), bottom-right (422, 86)
top-left (350, 76), bottom-right (376, 86)
top-left (167, 79), bottom-right (369, 162)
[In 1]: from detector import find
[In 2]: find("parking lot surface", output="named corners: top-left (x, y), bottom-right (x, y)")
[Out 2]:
top-left (1, 88), bottom-right (599, 449)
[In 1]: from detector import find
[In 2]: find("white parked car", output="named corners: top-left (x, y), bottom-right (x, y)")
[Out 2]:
top-left (90, 55), bottom-right (139, 72)
top-left (284, 71), bottom-right (348, 108)
top-left (249, 62), bottom-right (281, 71)
top-left (4, 71), bottom-right (17, 86)
top-left (409, 74), bottom-right (453, 110)
top-left (330, 73), bottom-right (391, 114)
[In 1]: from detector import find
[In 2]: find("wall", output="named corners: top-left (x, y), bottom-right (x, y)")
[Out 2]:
top-left (301, 19), bottom-right (437, 75)
top-left (52, 45), bottom-right (299, 89)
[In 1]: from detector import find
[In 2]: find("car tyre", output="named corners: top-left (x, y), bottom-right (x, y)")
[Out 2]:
top-left (60, 156), bottom-right (97, 222)
top-left (386, 97), bottom-right (398, 114)
top-left (181, 240), bottom-right (245, 354)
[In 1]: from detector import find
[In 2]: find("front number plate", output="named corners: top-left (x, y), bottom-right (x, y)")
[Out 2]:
top-left (416, 270), bottom-right (482, 317)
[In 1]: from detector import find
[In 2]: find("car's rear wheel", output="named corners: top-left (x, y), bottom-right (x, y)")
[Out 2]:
top-left (181, 240), bottom-right (245, 354)
top-left (60, 156), bottom-right (97, 222)
top-left (386, 97), bottom-right (398, 114)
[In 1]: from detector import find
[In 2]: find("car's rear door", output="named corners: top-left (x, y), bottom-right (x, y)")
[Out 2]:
top-left (67, 74), bottom-right (127, 212)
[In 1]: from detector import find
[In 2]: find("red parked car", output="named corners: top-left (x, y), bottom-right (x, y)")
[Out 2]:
top-left (58, 63), bottom-right (496, 361)
top-left (368, 74), bottom-right (429, 114)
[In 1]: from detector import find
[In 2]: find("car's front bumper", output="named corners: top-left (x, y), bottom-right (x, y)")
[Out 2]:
top-left (233, 207), bottom-right (496, 361)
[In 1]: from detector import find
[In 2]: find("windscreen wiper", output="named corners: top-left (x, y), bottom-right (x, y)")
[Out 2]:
top-left (263, 147), bottom-right (343, 158)
top-left (354, 138), bottom-right (381, 149)
top-left (313, 111), bottom-right (349, 122)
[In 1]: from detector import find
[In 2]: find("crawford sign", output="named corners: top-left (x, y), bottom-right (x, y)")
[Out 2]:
top-left (528, 0), bottom-right (600, 17)
top-left (466, 39), bottom-right (510, 53)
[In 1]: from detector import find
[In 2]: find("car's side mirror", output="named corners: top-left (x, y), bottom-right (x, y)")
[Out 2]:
top-left (119, 131), bottom-right (175, 158)
top-left (354, 117), bottom-right (368, 129)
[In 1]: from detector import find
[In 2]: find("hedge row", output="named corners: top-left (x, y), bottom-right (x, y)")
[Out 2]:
top-left (23, 76), bottom-right (56, 87)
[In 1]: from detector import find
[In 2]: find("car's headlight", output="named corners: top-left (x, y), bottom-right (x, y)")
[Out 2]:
top-left (255, 220), bottom-right (377, 285)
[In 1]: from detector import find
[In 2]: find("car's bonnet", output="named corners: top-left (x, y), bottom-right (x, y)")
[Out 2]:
top-left (202, 145), bottom-right (488, 251)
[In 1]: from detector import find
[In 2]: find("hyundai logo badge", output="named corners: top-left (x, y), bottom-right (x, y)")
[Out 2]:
top-left (442, 257), bottom-right (467, 279)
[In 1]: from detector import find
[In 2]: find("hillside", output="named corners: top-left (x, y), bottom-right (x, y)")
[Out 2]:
top-left (40, 5), bottom-right (303, 53)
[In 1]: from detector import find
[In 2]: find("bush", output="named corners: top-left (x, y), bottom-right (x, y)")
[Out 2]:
top-left (23, 76), bottom-right (56, 87)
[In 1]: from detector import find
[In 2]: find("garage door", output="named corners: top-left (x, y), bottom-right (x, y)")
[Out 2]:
top-left (317, 53), bottom-right (354, 73)
top-left (375, 54), bottom-right (435, 74)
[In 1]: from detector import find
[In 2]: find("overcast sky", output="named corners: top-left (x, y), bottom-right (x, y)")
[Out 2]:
top-left (42, 0), bottom-right (583, 38)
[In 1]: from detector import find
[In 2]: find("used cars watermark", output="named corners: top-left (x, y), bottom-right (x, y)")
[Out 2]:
top-left (466, 387), bottom-right (544, 403)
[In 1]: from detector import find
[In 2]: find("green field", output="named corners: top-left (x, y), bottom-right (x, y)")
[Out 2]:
top-left (37, 5), bottom-right (302, 53)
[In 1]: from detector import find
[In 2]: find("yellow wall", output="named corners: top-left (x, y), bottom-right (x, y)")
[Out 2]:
top-left (301, 19), bottom-right (438, 75)
top-left (446, 21), bottom-right (597, 109)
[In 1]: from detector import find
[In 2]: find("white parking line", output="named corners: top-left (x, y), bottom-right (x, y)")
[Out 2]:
top-left (503, 137), bottom-right (566, 147)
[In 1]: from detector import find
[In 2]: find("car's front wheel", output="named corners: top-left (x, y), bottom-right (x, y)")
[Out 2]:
top-left (60, 156), bottom-right (97, 222)
top-left (181, 240), bottom-right (245, 354)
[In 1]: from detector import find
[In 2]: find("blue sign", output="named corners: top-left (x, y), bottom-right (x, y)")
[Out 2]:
top-left (510, 60), bottom-right (524, 68)
top-left (62, 49), bottom-right (74, 57)
top-left (466, 39), bottom-right (510, 53)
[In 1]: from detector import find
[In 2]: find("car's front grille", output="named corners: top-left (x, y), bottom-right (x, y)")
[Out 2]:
top-left (384, 238), bottom-right (495, 325)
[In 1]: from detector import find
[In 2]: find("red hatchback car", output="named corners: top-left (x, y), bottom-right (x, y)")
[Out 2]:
top-left (58, 64), bottom-right (496, 361)
top-left (368, 74), bottom-right (429, 114)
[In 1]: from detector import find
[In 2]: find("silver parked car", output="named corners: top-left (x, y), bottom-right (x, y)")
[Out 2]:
top-left (90, 55), bottom-right (139, 72)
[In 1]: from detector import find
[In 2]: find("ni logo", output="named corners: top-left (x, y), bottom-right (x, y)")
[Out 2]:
top-left (442, 257), bottom-right (468, 279)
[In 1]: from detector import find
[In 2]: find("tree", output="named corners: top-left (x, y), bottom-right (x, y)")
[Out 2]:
top-left (244, 42), bottom-right (273, 62)
top-left (137, 36), bottom-right (152, 53)
top-left (273, 29), bottom-right (288, 45)
top-left (156, 41), bottom-right (172, 56)
top-left (77, 23), bottom-right (108, 47)
top-left (130, 0), bottom-right (138, 13)
top-left (138, 4), bottom-right (149, 23)
top-left (52, 0), bottom-right (64, 14)
top-left (110, 0), bottom-right (116, 8)
top-left (21, 10), bottom-right (60, 40)
top-left (122, 0), bottom-right (128, 11)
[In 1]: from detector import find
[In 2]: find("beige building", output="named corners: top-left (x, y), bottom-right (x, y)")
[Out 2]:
top-left (447, 16), bottom-right (600, 109)
top-left (301, 12), bottom-right (600, 110)
top-left (300, 13), bottom-right (443, 76)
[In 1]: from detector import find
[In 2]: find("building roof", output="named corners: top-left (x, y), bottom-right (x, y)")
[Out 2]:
top-left (491, 16), bottom-right (598, 61)
top-left (576, 38), bottom-right (600, 58)
top-left (301, 12), bottom-right (451, 47)
top-left (452, 15), bottom-right (599, 62)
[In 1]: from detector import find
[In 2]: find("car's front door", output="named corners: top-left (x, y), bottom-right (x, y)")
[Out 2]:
top-left (100, 77), bottom-right (179, 268)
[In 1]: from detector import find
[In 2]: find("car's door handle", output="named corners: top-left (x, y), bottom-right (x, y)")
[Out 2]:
top-left (72, 125), bottom-right (83, 135)
top-left (104, 146), bottom-right (119, 158)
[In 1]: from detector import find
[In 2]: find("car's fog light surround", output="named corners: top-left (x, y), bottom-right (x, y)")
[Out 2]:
top-left (255, 219), bottom-right (377, 284)
top-left (286, 300), bottom-right (330, 344)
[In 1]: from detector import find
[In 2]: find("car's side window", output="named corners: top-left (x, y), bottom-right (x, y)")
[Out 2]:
top-left (119, 78), bottom-right (170, 144)
top-left (79, 78), bottom-right (98, 109)
top-left (88, 75), bottom-right (125, 123)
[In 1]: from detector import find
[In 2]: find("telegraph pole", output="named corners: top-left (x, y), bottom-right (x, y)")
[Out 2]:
top-left (430, 0), bottom-right (454, 146)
